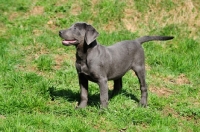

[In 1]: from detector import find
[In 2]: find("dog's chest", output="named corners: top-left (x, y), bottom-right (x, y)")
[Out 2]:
top-left (76, 61), bottom-right (90, 75)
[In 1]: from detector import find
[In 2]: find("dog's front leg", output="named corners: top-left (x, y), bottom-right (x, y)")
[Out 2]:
top-left (98, 78), bottom-right (109, 108)
top-left (77, 74), bottom-right (88, 108)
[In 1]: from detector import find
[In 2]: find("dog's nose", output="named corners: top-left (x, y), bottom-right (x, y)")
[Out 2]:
top-left (59, 30), bottom-right (63, 36)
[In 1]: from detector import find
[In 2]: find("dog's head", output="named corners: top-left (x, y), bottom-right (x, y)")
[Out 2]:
top-left (59, 22), bottom-right (99, 46)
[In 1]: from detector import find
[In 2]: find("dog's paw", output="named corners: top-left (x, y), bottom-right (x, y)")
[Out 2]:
top-left (138, 100), bottom-right (147, 108)
top-left (76, 101), bottom-right (88, 109)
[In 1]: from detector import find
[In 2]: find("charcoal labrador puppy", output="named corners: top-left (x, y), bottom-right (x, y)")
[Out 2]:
top-left (59, 22), bottom-right (173, 109)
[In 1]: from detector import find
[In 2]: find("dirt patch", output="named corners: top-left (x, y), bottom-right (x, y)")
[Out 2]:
top-left (29, 6), bottom-right (44, 16)
top-left (175, 74), bottom-right (191, 85)
top-left (164, 74), bottom-right (190, 85)
top-left (149, 86), bottom-right (174, 97)
top-left (9, 12), bottom-right (22, 20)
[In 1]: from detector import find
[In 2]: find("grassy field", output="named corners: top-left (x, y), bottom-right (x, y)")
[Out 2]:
top-left (0, 0), bottom-right (200, 131)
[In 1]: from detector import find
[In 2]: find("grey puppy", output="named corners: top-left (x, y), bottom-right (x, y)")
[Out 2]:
top-left (59, 22), bottom-right (173, 109)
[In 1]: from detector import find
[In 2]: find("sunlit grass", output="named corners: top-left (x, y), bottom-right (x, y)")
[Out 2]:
top-left (0, 0), bottom-right (200, 131)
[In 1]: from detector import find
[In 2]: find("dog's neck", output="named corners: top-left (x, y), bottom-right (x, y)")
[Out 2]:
top-left (87, 40), bottom-right (97, 49)
top-left (76, 40), bottom-right (97, 62)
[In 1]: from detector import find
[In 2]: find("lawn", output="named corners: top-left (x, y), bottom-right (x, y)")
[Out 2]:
top-left (0, 0), bottom-right (200, 131)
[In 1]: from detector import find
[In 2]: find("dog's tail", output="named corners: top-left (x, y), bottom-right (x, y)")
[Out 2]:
top-left (136, 36), bottom-right (174, 44)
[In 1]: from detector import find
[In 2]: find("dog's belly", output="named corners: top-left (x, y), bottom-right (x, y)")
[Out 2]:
top-left (107, 70), bottom-right (129, 80)
top-left (81, 73), bottom-right (123, 83)
top-left (106, 62), bottom-right (132, 80)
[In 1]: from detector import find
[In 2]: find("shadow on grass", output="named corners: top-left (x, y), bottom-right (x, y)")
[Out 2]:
top-left (109, 89), bottom-right (140, 103)
top-left (121, 89), bottom-right (140, 103)
top-left (48, 86), bottom-right (100, 107)
top-left (48, 87), bottom-right (139, 107)
top-left (48, 86), bottom-right (79, 102)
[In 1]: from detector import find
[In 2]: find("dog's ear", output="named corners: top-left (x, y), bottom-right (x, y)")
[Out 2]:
top-left (85, 24), bottom-right (99, 45)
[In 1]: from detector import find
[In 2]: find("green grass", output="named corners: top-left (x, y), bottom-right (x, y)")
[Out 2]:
top-left (35, 55), bottom-right (55, 71)
top-left (0, 0), bottom-right (200, 131)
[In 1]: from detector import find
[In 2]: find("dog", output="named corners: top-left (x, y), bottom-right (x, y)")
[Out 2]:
top-left (59, 22), bottom-right (173, 109)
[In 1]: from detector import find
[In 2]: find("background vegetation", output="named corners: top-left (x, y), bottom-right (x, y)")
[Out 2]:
top-left (0, 0), bottom-right (200, 131)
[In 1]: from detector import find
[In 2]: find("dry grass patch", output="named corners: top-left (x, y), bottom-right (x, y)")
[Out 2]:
top-left (8, 6), bottom-right (44, 20)
top-left (162, 105), bottom-right (179, 117)
top-left (91, 0), bottom-right (99, 6)
top-left (8, 12), bottom-right (22, 20)
top-left (46, 19), bottom-right (59, 31)
top-left (102, 21), bottom-right (116, 32)
top-left (16, 44), bottom-right (49, 73)
top-left (53, 52), bottom-right (75, 70)
top-left (122, 0), bottom-right (142, 33)
top-left (151, 73), bottom-right (191, 86)
top-left (163, 105), bottom-right (200, 125)
top-left (175, 74), bottom-right (191, 85)
top-left (149, 86), bottom-right (174, 97)
top-left (71, 2), bottom-right (82, 16)
top-left (32, 29), bottom-right (43, 36)
top-left (90, 0), bottom-right (100, 16)
top-left (0, 22), bottom-right (7, 36)
top-left (0, 115), bottom-right (6, 119)
top-left (122, 0), bottom-right (200, 38)
top-left (162, 105), bottom-right (197, 123)
top-left (167, 0), bottom-right (200, 39)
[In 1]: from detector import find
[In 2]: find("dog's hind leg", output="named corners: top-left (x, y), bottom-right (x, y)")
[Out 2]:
top-left (111, 78), bottom-right (122, 98)
top-left (132, 65), bottom-right (148, 107)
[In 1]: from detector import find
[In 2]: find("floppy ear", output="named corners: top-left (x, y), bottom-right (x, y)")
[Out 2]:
top-left (85, 24), bottom-right (99, 45)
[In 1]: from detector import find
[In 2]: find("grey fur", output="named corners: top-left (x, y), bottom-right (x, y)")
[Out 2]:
top-left (59, 22), bottom-right (174, 108)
